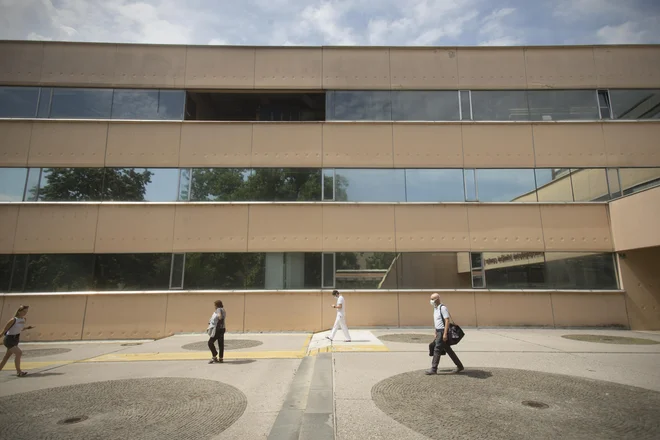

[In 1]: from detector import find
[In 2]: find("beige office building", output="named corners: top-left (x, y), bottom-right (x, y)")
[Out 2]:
top-left (1, 41), bottom-right (659, 341)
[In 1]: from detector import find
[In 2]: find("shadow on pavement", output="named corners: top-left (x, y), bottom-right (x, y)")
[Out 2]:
top-left (437, 369), bottom-right (493, 379)
top-left (222, 359), bottom-right (256, 365)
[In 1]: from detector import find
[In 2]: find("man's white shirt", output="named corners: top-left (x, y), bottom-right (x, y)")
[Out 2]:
top-left (336, 295), bottom-right (345, 317)
top-left (433, 304), bottom-right (450, 330)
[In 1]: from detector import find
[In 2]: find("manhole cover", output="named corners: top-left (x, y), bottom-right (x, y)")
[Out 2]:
top-left (21, 348), bottom-right (72, 358)
top-left (562, 334), bottom-right (660, 345)
top-left (372, 368), bottom-right (660, 440)
top-left (120, 343), bottom-right (142, 346)
top-left (0, 378), bottom-right (247, 440)
top-left (378, 334), bottom-right (434, 344)
top-left (181, 339), bottom-right (263, 351)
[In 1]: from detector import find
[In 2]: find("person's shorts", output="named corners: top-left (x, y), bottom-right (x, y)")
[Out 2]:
top-left (3, 334), bottom-right (19, 349)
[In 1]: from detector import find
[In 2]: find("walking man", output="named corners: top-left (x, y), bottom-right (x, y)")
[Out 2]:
top-left (327, 290), bottom-right (351, 342)
top-left (426, 293), bottom-right (464, 375)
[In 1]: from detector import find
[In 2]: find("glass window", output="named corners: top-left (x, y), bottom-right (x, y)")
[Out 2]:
top-left (37, 88), bottom-right (53, 118)
top-left (597, 90), bottom-right (612, 119)
top-left (0, 168), bottom-right (27, 201)
top-left (570, 169), bottom-right (609, 202)
top-left (264, 252), bottom-right (321, 289)
top-left (483, 252), bottom-right (546, 289)
top-left (111, 89), bottom-right (185, 120)
top-left (397, 252), bottom-right (472, 289)
top-left (326, 91), bottom-right (392, 120)
top-left (464, 169), bottom-right (477, 201)
top-left (619, 168), bottom-right (660, 196)
top-left (544, 252), bottom-right (618, 290)
top-left (323, 169), bottom-right (335, 201)
top-left (391, 91), bottom-right (459, 121)
top-left (334, 169), bottom-right (405, 202)
top-left (0, 86), bottom-right (39, 118)
top-left (609, 89), bottom-right (660, 120)
top-left (94, 254), bottom-right (171, 290)
top-left (460, 90), bottom-right (472, 120)
top-left (476, 169), bottom-right (537, 202)
top-left (471, 91), bottom-right (529, 121)
top-left (37, 168), bottom-right (105, 201)
top-left (170, 253), bottom-right (185, 289)
top-left (607, 168), bottom-right (622, 199)
top-left (178, 169), bottom-right (191, 201)
top-left (247, 168), bottom-right (322, 201)
top-left (0, 255), bottom-right (13, 292)
top-left (16, 254), bottom-right (95, 292)
top-left (24, 168), bottom-right (42, 201)
top-left (184, 253), bottom-right (251, 290)
top-left (527, 90), bottom-right (599, 121)
top-left (405, 169), bottom-right (465, 202)
top-left (334, 252), bottom-right (399, 289)
top-left (322, 253), bottom-right (335, 288)
top-left (103, 168), bottom-right (178, 202)
top-left (49, 88), bottom-right (113, 119)
top-left (190, 168), bottom-right (252, 201)
top-left (157, 90), bottom-right (186, 120)
top-left (534, 169), bottom-right (574, 202)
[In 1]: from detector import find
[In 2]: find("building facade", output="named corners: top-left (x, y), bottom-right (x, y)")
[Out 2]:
top-left (0, 41), bottom-right (659, 341)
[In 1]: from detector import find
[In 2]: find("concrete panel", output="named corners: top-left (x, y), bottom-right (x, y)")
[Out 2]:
top-left (29, 121), bottom-right (108, 167)
top-left (390, 48), bottom-right (458, 89)
top-left (540, 205), bottom-right (612, 251)
top-left (619, 247), bottom-right (660, 330)
top-left (0, 295), bottom-right (86, 341)
top-left (392, 124), bottom-right (463, 167)
top-left (602, 123), bottom-right (660, 167)
top-left (95, 205), bottom-right (175, 253)
top-left (252, 124), bottom-right (322, 167)
top-left (457, 48), bottom-right (526, 89)
top-left (551, 292), bottom-right (628, 328)
top-left (173, 205), bottom-right (248, 252)
top-left (594, 47), bottom-right (660, 88)
top-left (255, 48), bottom-right (322, 89)
top-left (248, 205), bottom-right (322, 252)
top-left (14, 205), bottom-right (98, 253)
top-left (399, 292), bottom-right (477, 327)
top-left (325, 292), bottom-right (398, 329)
top-left (0, 206), bottom-right (20, 253)
top-left (323, 124), bottom-right (393, 167)
top-left (322, 205), bottom-right (396, 252)
top-left (245, 292), bottom-right (321, 331)
top-left (610, 186), bottom-right (660, 251)
top-left (114, 45), bottom-right (186, 87)
top-left (0, 41), bottom-right (43, 84)
top-left (525, 47), bottom-right (596, 88)
top-left (532, 123), bottom-right (607, 167)
top-left (322, 48), bottom-right (390, 89)
top-left (179, 123), bottom-right (252, 167)
top-left (462, 124), bottom-right (534, 167)
top-left (83, 294), bottom-right (168, 340)
top-left (475, 292), bottom-right (554, 326)
top-left (0, 121), bottom-right (31, 166)
top-left (41, 43), bottom-right (116, 86)
top-left (165, 292), bottom-right (245, 334)
top-left (106, 122), bottom-right (180, 167)
top-left (467, 205), bottom-right (544, 251)
top-left (185, 47), bottom-right (255, 88)
top-left (394, 205), bottom-right (470, 251)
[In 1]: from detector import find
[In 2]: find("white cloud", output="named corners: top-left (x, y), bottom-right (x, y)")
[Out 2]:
top-left (208, 38), bottom-right (229, 45)
top-left (478, 7), bottom-right (522, 46)
top-left (596, 20), bottom-right (657, 44)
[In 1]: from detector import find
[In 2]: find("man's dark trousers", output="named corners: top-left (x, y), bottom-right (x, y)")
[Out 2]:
top-left (431, 329), bottom-right (463, 371)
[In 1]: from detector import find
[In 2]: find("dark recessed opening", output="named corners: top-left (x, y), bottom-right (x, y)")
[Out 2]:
top-left (522, 401), bottom-right (549, 409)
top-left (58, 415), bottom-right (88, 425)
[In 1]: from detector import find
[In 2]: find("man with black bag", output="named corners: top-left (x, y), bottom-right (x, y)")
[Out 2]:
top-left (426, 293), bottom-right (464, 375)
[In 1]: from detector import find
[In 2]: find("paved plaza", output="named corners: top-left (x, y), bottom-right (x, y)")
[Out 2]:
top-left (1, 328), bottom-right (660, 439)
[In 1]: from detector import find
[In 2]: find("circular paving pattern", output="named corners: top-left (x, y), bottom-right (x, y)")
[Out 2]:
top-left (378, 334), bottom-right (435, 344)
top-left (181, 339), bottom-right (263, 351)
top-left (0, 378), bottom-right (247, 440)
top-left (562, 334), bottom-right (660, 345)
top-left (19, 348), bottom-right (72, 358)
top-left (372, 368), bottom-right (660, 440)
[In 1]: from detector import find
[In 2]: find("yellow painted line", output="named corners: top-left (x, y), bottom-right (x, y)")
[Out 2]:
top-left (84, 350), bottom-right (304, 363)
top-left (308, 345), bottom-right (390, 356)
top-left (300, 333), bottom-right (313, 354)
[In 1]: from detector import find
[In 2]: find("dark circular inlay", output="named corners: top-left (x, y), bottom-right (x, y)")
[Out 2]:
top-left (0, 378), bottom-right (247, 440)
top-left (21, 348), bottom-right (72, 358)
top-left (372, 368), bottom-right (660, 440)
top-left (377, 334), bottom-right (435, 344)
top-left (120, 343), bottom-right (143, 346)
top-left (182, 339), bottom-right (263, 351)
top-left (562, 334), bottom-right (660, 345)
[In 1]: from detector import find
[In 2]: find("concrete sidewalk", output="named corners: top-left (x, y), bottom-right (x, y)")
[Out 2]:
top-left (1, 328), bottom-right (660, 439)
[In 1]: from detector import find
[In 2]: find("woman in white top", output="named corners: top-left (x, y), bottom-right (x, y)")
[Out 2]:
top-left (1, 305), bottom-right (35, 377)
top-left (207, 300), bottom-right (226, 364)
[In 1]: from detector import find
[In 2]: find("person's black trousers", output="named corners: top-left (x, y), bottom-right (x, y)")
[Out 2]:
top-left (431, 329), bottom-right (463, 371)
top-left (208, 327), bottom-right (226, 359)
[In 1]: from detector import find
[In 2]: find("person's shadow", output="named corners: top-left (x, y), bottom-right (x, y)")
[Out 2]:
top-left (436, 369), bottom-right (493, 379)
top-left (221, 359), bottom-right (256, 365)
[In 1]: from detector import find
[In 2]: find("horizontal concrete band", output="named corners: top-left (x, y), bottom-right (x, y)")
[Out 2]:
top-left (2, 120), bottom-right (660, 168)
top-left (2, 42), bottom-right (660, 89)
top-left (0, 290), bottom-right (630, 342)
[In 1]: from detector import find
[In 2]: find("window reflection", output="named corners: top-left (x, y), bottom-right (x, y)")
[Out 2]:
top-left (24, 168), bottom-right (42, 201)
top-left (264, 252), bottom-right (322, 289)
top-left (323, 169), bottom-right (335, 201)
top-left (184, 253), bottom-right (253, 290)
top-left (471, 91), bottom-right (529, 121)
top-left (335, 169), bottom-right (405, 202)
top-left (103, 168), bottom-right (179, 202)
top-left (0, 168), bottom-right (27, 201)
top-left (527, 90), bottom-right (599, 121)
top-left (249, 169), bottom-right (321, 201)
top-left (111, 89), bottom-right (185, 120)
top-left (190, 168), bottom-right (252, 201)
top-left (391, 91), bottom-right (459, 121)
top-left (49, 88), bottom-right (113, 119)
top-left (396, 252), bottom-right (472, 289)
top-left (94, 254), bottom-right (171, 290)
top-left (476, 169), bottom-right (536, 202)
top-left (405, 169), bottom-right (465, 202)
top-left (9, 254), bottom-right (95, 292)
top-left (618, 168), bottom-right (660, 196)
top-left (0, 86), bottom-right (39, 118)
top-left (609, 89), bottom-right (660, 120)
top-left (545, 252), bottom-right (618, 290)
top-left (37, 168), bottom-right (105, 201)
top-left (483, 251), bottom-right (546, 289)
top-left (327, 91), bottom-right (392, 120)
top-left (322, 253), bottom-right (335, 288)
top-left (37, 88), bottom-right (52, 118)
top-left (0, 255), bottom-right (11, 292)
top-left (335, 252), bottom-right (398, 289)
top-left (534, 169), bottom-right (574, 202)
top-left (570, 169), bottom-right (609, 202)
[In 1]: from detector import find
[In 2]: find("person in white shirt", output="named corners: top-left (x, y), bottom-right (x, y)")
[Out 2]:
top-left (426, 293), bottom-right (464, 375)
top-left (1, 305), bottom-right (35, 377)
top-left (326, 290), bottom-right (351, 342)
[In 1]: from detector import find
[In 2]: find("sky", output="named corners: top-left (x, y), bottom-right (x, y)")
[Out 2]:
top-left (0, 0), bottom-right (659, 46)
